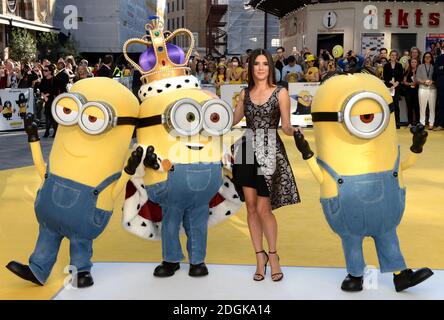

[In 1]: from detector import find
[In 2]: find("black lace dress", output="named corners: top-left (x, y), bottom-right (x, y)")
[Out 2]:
top-left (232, 86), bottom-right (301, 210)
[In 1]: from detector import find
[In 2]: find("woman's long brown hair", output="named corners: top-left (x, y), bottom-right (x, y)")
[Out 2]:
top-left (248, 48), bottom-right (276, 90)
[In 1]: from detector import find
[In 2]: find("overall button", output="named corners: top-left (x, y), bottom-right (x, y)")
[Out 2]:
top-left (393, 172), bottom-right (398, 177)
top-left (44, 174), bottom-right (48, 179)
top-left (338, 179), bottom-right (344, 184)
top-left (93, 190), bottom-right (99, 196)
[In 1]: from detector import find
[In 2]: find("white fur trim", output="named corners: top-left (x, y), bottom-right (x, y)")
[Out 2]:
top-left (122, 144), bottom-right (242, 241)
top-left (138, 75), bottom-right (201, 101)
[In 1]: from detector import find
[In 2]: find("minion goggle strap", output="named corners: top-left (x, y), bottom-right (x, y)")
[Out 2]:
top-left (311, 92), bottom-right (394, 139)
top-left (51, 93), bottom-right (138, 135)
top-left (137, 98), bottom-right (234, 137)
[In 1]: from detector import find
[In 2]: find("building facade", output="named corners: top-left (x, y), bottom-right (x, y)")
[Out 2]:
top-left (227, 0), bottom-right (280, 55)
top-left (53, 0), bottom-right (156, 57)
top-left (279, 1), bottom-right (444, 56)
top-left (165, 0), bottom-right (208, 52)
top-left (0, 0), bottom-right (58, 59)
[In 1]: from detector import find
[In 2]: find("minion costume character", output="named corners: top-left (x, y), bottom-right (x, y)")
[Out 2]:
top-left (293, 90), bottom-right (313, 115)
top-left (294, 72), bottom-right (433, 292)
top-left (121, 15), bottom-right (241, 278)
top-left (16, 93), bottom-right (29, 119)
top-left (6, 78), bottom-right (143, 288)
top-left (2, 101), bottom-right (14, 120)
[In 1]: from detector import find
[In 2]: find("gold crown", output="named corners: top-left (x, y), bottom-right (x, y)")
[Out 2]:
top-left (123, 17), bottom-right (194, 84)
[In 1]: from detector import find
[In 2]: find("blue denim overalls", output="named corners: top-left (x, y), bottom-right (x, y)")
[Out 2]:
top-left (318, 147), bottom-right (407, 277)
top-left (146, 162), bottom-right (223, 265)
top-left (29, 163), bottom-right (121, 284)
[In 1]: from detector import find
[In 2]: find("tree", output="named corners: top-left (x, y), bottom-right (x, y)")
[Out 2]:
top-left (37, 32), bottom-right (59, 61)
top-left (9, 27), bottom-right (37, 61)
top-left (37, 32), bottom-right (81, 61)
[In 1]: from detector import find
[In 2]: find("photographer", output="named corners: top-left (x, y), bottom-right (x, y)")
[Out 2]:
top-left (337, 50), bottom-right (364, 72)
top-left (18, 63), bottom-right (39, 88)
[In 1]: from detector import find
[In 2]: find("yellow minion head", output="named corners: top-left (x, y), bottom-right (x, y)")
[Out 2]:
top-left (125, 17), bottom-right (232, 176)
top-left (49, 77), bottom-right (140, 186)
top-left (297, 90), bottom-right (313, 107)
top-left (311, 73), bottom-right (397, 174)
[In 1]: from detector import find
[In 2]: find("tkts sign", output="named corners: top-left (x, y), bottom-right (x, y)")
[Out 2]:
top-left (384, 9), bottom-right (440, 28)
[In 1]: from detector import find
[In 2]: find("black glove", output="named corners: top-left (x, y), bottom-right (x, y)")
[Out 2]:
top-left (294, 131), bottom-right (314, 160)
top-left (124, 147), bottom-right (144, 175)
top-left (143, 146), bottom-right (160, 170)
top-left (410, 124), bottom-right (428, 154)
top-left (24, 113), bottom-right (40, 143)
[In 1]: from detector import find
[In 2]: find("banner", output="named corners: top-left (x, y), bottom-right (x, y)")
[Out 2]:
top-left (425, 34), bottom-right (444, 52)
top-left (288, 82), bottom-right (320, 127)
top-left (0, 89), bottom-right (35, 131)
top-left (221, 84), bottom-right (248, 128)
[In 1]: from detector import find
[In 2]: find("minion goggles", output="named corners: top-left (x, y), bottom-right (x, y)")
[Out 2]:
top-left (51, 93), bottom-right (138, 135)
top-left (311, 92), bottom-right (395, 139)
top-left (137, 98), bottom-right (234, 137)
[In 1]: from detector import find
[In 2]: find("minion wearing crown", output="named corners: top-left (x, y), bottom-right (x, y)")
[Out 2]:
top-left (122, 16), bottom-right (241, 278)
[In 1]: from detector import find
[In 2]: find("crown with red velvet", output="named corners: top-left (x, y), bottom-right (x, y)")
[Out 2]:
top-left (123, 16), bottom-right (194, 85)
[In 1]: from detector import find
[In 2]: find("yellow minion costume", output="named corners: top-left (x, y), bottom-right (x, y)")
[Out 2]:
top-left (294, 72), bottom-right (433, 292)
top-left (122, 16), bottom-right (241, 277)
top-left (6, 78), bottom-right (142, 288)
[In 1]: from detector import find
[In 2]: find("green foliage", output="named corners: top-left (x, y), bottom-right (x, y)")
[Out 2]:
top-left (37, 33), bottom-right (81, 61)
top-left (37, 32), bottom-right (59, 61)
top-left (9, 27), bottom-right (37, 61)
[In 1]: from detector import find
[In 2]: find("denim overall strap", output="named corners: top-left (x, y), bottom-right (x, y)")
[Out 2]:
top-left (317, 157), bottom-right (342, 182)
top-left (393, 146), bottom-right (401, 173)
top-left (94, 172), bottom-right (122, 194)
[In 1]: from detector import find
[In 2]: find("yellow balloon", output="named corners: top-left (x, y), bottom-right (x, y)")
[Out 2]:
top-left (332, 45), bottom-right (344, 59)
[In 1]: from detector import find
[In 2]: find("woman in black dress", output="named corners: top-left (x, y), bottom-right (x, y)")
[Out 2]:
top-left (402, 58), bottom-right (420, 127)
top-left (232, 49), bottom-right (301, 282)
top-left (383, 50), bottom-right (404, 129)
top-left (38, 65), bottom-right (58, 138)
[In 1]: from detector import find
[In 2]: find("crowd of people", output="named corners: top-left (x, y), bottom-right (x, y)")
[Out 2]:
top-left (1, 39), bottom-right (443, 135)
top-left (188, 40), bottom-right (444, 130)
top-left (0, 55), bottom-right (134, 137)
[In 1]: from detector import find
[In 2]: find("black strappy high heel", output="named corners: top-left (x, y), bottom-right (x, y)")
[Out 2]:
top-left (269, 251), bottom-right (284, 282)
top-left (253, 251), bottom-right (269, 281)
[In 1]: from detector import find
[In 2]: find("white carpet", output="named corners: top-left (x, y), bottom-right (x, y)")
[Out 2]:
top-left (52, 263), bottom-right (444, 300)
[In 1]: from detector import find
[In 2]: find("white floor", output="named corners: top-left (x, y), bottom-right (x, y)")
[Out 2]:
top-left (53, 263), bottom-right (444, 300)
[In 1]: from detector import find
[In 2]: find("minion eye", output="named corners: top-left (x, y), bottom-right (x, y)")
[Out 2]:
top-left (170, 100), bottom-right (202, 136)
top-left (202, 99), bottom-right (233, 136)
top-left (350, 112), bottom-right (384, 133)
top-left (51, 93), bottom-right (86, 126)
top-left (55, 104), bottom-right (79, 124)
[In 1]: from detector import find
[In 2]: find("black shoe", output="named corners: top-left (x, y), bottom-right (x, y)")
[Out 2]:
top-left (5, 261), bottom-right (43, 286)
top-left (394, 268), bottom-right (434, 292)
top-left (189, 263), bottom-right (209, 277)
top-left (74, 271), bottom-right (94, 288)
top-left (341, 274), bottom-right (363, 292)
top-left (153, 261), bottom-right (180, 277)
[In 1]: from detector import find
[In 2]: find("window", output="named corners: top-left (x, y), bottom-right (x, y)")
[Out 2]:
top-left (172, 1), bottom-right (174, 12)
top-left (168, 19), bottom-right (170, 30)
top-left (182, 16), bottom-right (184, 28)
top-left (182, 0), bottom-right (185, 10)
top-left (177, 17), bottom-right (180, 29)
top-left (177, 0), bottom-right (180, 10)
top-left (167, 3), bottom-right (169, 13)
top-left (172, 18), bottom-right (175, 29)
top-left (271, 39), bottom-right (281, 47)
